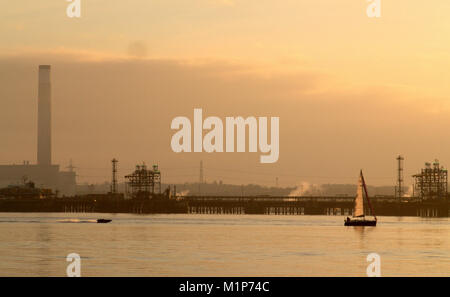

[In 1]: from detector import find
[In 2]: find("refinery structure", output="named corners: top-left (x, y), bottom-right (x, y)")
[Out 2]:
top-left (413, 160), bottom-right (448, 201)
top-left (125, 164), bottom-right (162, 199)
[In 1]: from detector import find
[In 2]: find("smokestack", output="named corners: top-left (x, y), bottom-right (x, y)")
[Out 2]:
top-left (37, 65), bottom-right (51, 166)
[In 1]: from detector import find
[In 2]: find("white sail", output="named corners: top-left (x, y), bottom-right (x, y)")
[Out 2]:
top-left (353, 172), bottom-right (365, 217)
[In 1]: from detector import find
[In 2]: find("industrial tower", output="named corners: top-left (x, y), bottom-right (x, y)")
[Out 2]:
top-left (37, 65), bottom-right (52, 166)
top-left (395, 155), bottom-right (404, 200)
top-left (111, 158), bottom-right (118, 194)
top-left (199, 160), bottom-right (204, 184)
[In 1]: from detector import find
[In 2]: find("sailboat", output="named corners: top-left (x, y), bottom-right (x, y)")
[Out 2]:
top-left (344, 170), bottom-right (377, 226)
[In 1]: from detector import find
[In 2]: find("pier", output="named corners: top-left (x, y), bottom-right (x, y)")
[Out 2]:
top-left (184, 196), bottom-right (449, 217)
top-left (0, 195), bottom-right (448, 217)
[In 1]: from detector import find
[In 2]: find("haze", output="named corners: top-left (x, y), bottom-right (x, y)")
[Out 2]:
top-left (1, 1), bottom-right (450, 187)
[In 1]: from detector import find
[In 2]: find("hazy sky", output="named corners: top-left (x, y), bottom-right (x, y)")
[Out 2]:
top-left (1, 1), bottom-right (450, 187)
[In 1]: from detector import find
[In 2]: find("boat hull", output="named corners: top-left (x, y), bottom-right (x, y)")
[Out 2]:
top-left (344, 220), bottom-right (376, 226)
top-left (97, 219), bottom-right (112, 224)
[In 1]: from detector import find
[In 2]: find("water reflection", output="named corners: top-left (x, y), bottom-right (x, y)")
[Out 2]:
top-left (36, 223), bottom-right (51, 276)
top-left (0, 213), bottom-right (448, 276)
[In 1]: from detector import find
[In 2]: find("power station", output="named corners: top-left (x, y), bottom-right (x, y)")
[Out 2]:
top-left (0, 65), bottom-right (76, 195)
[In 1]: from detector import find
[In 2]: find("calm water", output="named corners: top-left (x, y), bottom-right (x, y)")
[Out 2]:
top-left (0, 213), bottom-right (448, 276)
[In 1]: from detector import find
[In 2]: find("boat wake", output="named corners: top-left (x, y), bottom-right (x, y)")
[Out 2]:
top-left (57, 219), bottom-right (98, 223)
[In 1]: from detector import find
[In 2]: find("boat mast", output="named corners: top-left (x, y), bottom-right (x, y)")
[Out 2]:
top-left (360, 171), bottom-right (377, 220)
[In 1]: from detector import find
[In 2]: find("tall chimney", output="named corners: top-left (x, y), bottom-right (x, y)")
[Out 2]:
top-left (37, 65), bottom-right (51, 166)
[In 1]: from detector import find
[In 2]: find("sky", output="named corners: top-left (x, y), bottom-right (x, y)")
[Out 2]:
top-left (1, 1), bottom-right (450, 187)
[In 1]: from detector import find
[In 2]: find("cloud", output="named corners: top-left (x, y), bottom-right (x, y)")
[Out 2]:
top-left (127, 41), bottom-right (148, 59)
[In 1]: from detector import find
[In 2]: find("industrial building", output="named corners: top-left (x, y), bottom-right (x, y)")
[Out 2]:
top-left (413, 160), bottom-right (448, 200)
top-left (0, 65), bottom-right (76, 196)
top-left (125, 164), bottom-right (161, 199)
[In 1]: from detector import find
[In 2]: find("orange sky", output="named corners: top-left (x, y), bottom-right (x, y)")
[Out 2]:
top-left (1, 1), bottom-right (450, 186)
